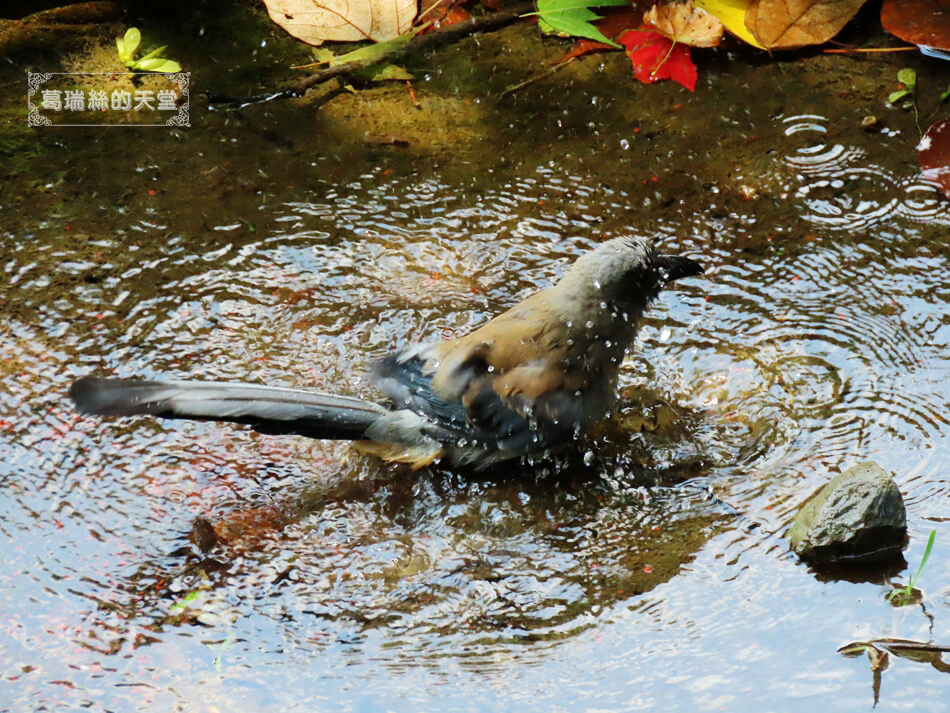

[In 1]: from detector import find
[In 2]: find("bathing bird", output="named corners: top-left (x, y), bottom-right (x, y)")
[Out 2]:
top-left (70, 237), bottom-right (702, 469)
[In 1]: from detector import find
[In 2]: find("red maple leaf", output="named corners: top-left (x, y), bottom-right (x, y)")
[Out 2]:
top-left (619, 29), bottom-right (697, 92)
top-left (561, 4), bottom-right (648, 61)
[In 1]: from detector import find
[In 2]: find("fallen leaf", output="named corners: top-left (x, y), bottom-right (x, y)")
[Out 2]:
top-left (881, 0), bottom-right (950, 51)
top-left (620, 28), bottom-right (698, 90)
top-left (695, 0), bottom-right (765, 48)
top-left (560, 3), bottom-right (649, 60)
top-left (353, 63), bottom-right (415, 81)
top-left (263, 0), bottom-right (417, 45)
top-left (327, 26), bottom-right (420, 66)
top-left (867, 646), bottom-right (889, 672)
top-left (645, 0), bottom-right (724, 47)
top-left (212, 505), bottom-right (289, 545)
top-left (419, 0), bottom-right (471, 31)
top-left (745, 0), bottom-right (867, 49)
top-left (919, 116), bottom-right (950, 199)
top-left (563, 38), bottom-right (613, 59)
top-left (537, 0), bottom-right (629, 48)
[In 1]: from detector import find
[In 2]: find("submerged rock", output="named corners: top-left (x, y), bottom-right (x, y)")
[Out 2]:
top-left (789, 462), bottom-right (906, 566)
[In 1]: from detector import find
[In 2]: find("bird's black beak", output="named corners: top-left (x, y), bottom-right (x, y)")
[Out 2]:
top-left (655, 255), bottom-right (704, 284)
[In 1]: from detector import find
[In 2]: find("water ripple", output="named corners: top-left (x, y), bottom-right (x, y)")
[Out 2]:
top-left (781, 114), bottom-right (950, 229)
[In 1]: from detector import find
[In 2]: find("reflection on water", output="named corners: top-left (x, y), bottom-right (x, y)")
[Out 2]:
top-left (2, 61), bottom-right (950, 713)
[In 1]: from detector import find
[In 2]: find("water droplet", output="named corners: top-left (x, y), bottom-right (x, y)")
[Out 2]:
top-left (620, 138), bottom-right (630, 150)
top-left (583, 451), bottom-right (595, 466)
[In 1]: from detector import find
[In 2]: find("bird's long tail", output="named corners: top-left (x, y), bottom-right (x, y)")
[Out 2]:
top-left (69, 376), bottom-right (388, 440)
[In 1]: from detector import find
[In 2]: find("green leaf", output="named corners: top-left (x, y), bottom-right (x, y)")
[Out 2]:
top-left (838, 644), bottom-right (870, 657)
top-left (897, 68), bottom-right (916, 90)
top-left (137, 44), bottom-right (168, 63)
top-left (888, 89), bottom-right (910, 104)
top-left (123, 27), bottom-right (141, 56)
top-left (170, 589), bottom-right (201, 613)
top-left (940, 84), bottom-right (950, 104)
top-left (311, 48), bottom-right (335, 64)
top-left (135, 58), bottom-right (182, 73)
top-left (353, 63), bottom-right (414, 82)
top-left (329, 27), bottom-right (422, 68)
top-left (154, 59), bottom-right (182, 73)
top-left (536, 0), bottom-right (627, 49)
top-left (908, 529), bottom-right (936, 589)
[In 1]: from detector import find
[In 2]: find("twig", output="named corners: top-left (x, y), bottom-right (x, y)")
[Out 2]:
top-left (498, 56), bottom-right (575, 98)
top-left (822, 47), bottom-right (918, 54)
top-left (207, 2), bottom-right (535, 108)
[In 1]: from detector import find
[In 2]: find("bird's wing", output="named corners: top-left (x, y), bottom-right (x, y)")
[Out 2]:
top-left (375, 288), bottom-right (594, 453)
top-left (375, 350), bottom-right (568, 453)
top-left (373, 351), bottom-right (470, 434)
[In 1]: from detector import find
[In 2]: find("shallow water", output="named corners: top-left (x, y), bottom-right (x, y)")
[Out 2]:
top-left (1, 17), bottom-right (950, 713)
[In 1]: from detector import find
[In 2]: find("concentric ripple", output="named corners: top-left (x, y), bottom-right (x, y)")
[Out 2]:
top-left (781, 114), bottom-right (950, 229)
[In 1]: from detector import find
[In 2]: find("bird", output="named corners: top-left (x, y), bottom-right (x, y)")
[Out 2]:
top-left (70, 237), bottom-right (703, 469)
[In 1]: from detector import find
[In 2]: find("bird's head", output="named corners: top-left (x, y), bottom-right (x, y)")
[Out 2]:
top-left (559, 236), bottom-right (703, 311)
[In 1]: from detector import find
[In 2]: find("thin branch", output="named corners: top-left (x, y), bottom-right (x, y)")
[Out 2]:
top-left (207, 2), bottom-right (535, 108)
top-left (498, 56), bottom-right (574, 98)
top-left (822, 46), bottom-right (918, 54)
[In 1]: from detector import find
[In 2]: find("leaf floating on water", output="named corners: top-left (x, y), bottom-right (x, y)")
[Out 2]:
top-left (866, 645), bottom-right (889, 672)
top-left (888, 68), bottom-right (917, 103)
top-left (744, 0), bottom-right (868, 49)
top-left (695, 0), bottom-right (765, 48)
top-left (419, 0), bottom-right (471, 30)
top-left (881, 0), bottom-right (950, 52)
top-left (329, 28), bottom-right (421, 66)
top-left (644, 0), bottom-right (724, 47)
top-left (560, 4), bottom-right (649, 61)
top-left (536, 0), bottom-right (629, 48)
top-left (263, 0), bottom-right (417, 45)
top-left (918, 117), bottom-right (950, 199)
top-left (353, 63), bottom-right (415, 81)
top-left (620, 29), bottom-right (698, 91)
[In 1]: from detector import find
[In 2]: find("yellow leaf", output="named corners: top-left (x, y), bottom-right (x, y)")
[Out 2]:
top-left (694, 0), bottom-right (765, 48)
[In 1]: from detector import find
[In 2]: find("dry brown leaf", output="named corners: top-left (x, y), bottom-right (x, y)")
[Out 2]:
top-left (745, 0), bottom-right (867, 49)
top-left (881, 0), bottom-right (950, 51)
top-left (263, 0), bottom-right (417, 45)
top-left (645, 0), bottom-right (724, 47)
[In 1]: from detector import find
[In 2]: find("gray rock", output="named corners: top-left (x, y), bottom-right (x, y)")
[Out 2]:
top-left (789, 462), bottom-right (906, 565)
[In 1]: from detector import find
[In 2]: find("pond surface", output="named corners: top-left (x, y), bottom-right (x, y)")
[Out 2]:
top-left (1, 12), bottom-right (949, 713)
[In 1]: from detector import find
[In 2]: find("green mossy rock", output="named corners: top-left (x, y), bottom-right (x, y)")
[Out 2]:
top-left (789, 462), bottom-right (906, 566)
